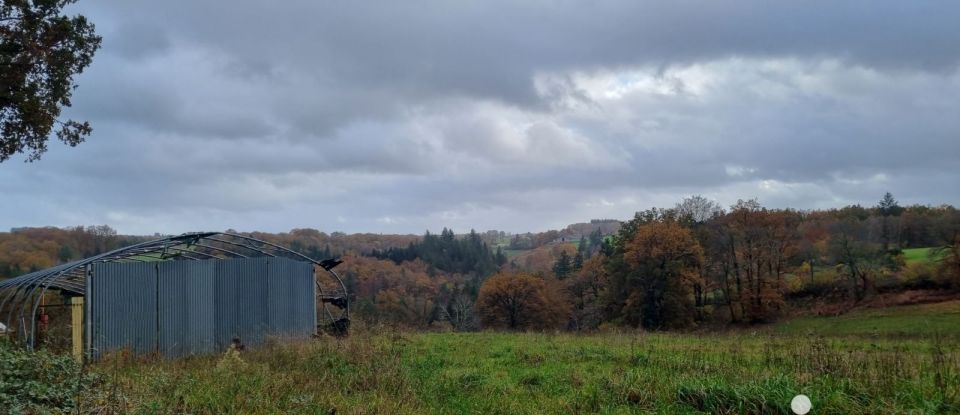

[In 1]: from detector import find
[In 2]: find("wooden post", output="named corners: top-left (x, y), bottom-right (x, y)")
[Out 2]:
top-left (71, 297), bottom-right (84, 361)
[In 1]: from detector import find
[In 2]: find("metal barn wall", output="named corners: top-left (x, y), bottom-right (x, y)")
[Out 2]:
top-left (158, 260), bottom-right (216, 356)
top-left (215, 258), bottom-right (269, 350)
top-left (87, 257), bottom-right (315, 359)
top-left (88, 262), bottom-right (158, 359)
top-left (268, 258), bottom-right (316, 338)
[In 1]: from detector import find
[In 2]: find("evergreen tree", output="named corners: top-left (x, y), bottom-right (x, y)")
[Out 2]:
top-left (577, 235), bottom-right (588, 257)
top-left (369, 228), bottom-right (501, 278)
top-left (495, 246), bottom-right (508, 266)
top-left (553, 251), bottom-right (573, 279)
top-left (878, 192), bottom-right (903, 252)
top-left (573, 251), bottom-right (584, 271)
top-left (878, 192), bottom-right (903, 217)
top-left (589, 229), bottom-right (604, 255)
top-left (441, 228), bottom-right (455, 242)
top-left (57, 245), bottom-right (73, 263)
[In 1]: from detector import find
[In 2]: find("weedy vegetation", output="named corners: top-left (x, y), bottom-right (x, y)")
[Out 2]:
top-left (0, 340), bottom-right (110, 414)
top-left (2, 301), bottom-right (958, 414)
top-left (61, 302), bottom-right (960, 414)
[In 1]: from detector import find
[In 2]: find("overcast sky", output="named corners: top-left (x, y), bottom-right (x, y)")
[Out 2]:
top-left (2, 1), bottom-right (959, 235)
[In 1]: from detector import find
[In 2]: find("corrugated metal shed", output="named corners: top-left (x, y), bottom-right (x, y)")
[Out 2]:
top-left (87, 257), bottom-right (316, 359)
top-left (0, 232), bottom-right (348, 352)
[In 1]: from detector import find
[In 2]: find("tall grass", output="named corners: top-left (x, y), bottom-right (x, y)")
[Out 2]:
top-left (82, 327), bottom-right (959, 414)
top-left (776, 300), bottom-right (960, 338)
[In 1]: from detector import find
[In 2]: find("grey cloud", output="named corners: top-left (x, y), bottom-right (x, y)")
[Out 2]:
top-left (1, 2), bottom-right (959, 235)
top-left (107, 21), bottom-right (171, 61)
top-left (73, 1), bottom-right (960, 137)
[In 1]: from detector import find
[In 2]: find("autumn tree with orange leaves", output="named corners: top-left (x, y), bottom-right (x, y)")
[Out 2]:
top-left (477, 272), bottom-right (568, 330)
top-left (565, 255), bottom-right (608, 330)
top-left (613, 216), bottom-right (703, 329)
top-left (707, 200), bottom-right (797, 322)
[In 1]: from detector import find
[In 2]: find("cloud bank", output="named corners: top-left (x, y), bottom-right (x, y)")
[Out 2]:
top-left (2, 1), bottom-right (959, 234)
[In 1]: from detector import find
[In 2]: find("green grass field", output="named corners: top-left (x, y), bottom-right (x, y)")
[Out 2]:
top-left (82, 302), bottom-right (960, 414)
top-left (503, 248), bottom-right (529, 259)
top-left (776, 300), bottom-right (960, 338)
top-left (903, 247), bottom-right (946, 265)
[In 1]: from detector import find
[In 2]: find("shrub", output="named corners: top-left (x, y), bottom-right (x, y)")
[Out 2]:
top-left (783, 271), bottom-right (805, 295)
top-left (790, 268), bottom-right (842, 298)
top-left (898, 262), bottom-right (939, 289)
top-left (0, 341), bottom-right (100, 414)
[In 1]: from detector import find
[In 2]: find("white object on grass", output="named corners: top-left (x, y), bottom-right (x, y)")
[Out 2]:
top-left (791, 394), bottom-right (812, 414)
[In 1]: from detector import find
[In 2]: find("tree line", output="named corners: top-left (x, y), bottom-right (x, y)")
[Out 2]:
top-left (479, 194), bottom-right (960, 331)
top-left (369, 228), bottom-right (507, 277)
top-left (0, 226), bottom-right (142, 276)
top-left (2, 194), bottom-right (958, 332)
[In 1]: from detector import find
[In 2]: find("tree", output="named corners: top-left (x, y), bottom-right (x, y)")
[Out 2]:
top-left (620, 219), bottom-right (703, 329)
top-left (706, 200), bottom-right (795, 323)
top-left (676, 195), bottom-right (722, 224)
top-left (829, 219), bottom-right (880, 302)
top-left (936, 235), bottom-right (960, 288)
top-left (877, 192), bottom-right (903, 252)
top-left (372, 228), bottom-right (499, 277)
top-left (933, 208), bottom-right (960, 288)
top-left (553, 250), bottom-right (572, 279)
top-left (572, 250), bottom-right (584, 271)
top-left (477, 272), bottom-right (567, 330)
top-left (588, 229), bottom-right (604, 254)
top-left (565, 255), bottom-right (607, 330)
top-left (1, 0), bottom-right (101, 162)
top-left (57, 244), bottom-right (72, 262)
top-left (878, 192), bottom-right (903, 217)
top-left (443, 289), bottom-right (478, 331)
top-left (494, 246), bottom-right (507, 266)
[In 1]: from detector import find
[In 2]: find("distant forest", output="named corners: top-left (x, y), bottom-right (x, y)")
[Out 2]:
top-left (2, 193), bottom-right (958, 331)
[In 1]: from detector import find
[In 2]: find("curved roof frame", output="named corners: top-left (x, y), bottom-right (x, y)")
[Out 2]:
top-left (0, 232), bottom-right (348, 349)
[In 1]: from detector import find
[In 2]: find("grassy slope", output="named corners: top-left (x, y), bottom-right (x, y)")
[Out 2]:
top-left (507, 242), bottom-right (578, 263)
top-left (903, 247), bottom-right (946, 264)
top-left (502, 249), bottom-right (529, 260)
top-left (90, 302), bottom-right (960, 414)
top-left (776, 300), bottom-right (960, 338)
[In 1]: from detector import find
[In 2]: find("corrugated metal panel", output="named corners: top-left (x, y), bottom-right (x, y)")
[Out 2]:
top-left (87, 257), bottom-right (316, 359)
top-left (213, 258), bottom-right (239, 351)
top-left (158, 261), bottom-right (215, 357)
top-left (267, 258), bottom-right (291, 335)
top-left (88, 262), bottom-right (158, 359)
top-left (268, 258), bottom-right (316, 338)
top-left (215, 257), bottom-right (269, 349)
